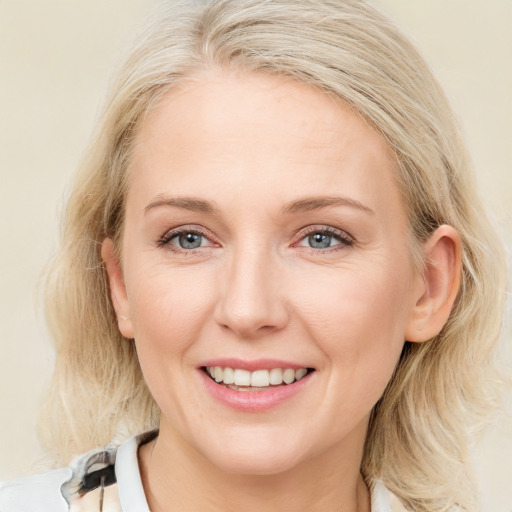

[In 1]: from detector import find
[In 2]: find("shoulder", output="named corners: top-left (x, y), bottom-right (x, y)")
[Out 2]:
top-left (0, 467), bottom-right (72, 511)
top-left (0, 445), bottom-right (116, 512)
top-left (0, 430), bottom-right (156, 512)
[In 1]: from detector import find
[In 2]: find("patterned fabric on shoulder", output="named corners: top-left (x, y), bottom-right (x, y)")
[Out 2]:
top-left (0, 430), bottom-right (157, 512)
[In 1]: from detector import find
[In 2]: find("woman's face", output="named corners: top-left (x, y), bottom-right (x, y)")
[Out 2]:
top-left (108, 70), bottom-right (424, 475)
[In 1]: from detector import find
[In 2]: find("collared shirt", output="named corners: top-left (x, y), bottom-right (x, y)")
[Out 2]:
top-left (0, 431), bottom-right (405, 511)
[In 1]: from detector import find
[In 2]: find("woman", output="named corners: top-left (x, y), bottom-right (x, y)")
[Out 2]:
top-left (0, 0), bottom-right (507, 511)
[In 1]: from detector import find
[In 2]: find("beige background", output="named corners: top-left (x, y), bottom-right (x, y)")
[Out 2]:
top-left (1, 1), bottom-right (511, 510)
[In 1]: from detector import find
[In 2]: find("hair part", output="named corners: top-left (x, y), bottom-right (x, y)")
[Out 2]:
top-left (40, 2), bottom-right (508, 511)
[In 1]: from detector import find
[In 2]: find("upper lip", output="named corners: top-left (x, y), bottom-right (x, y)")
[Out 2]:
top-left (199, 358), bottom-right (313, 371)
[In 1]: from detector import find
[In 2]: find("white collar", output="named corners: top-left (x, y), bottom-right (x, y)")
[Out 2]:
top-left (371, 480), bottom-right (393, 512)
top-left (115, 433), bottom-right (397, 512)
top-left (115, 433), bottom-right (151, 512)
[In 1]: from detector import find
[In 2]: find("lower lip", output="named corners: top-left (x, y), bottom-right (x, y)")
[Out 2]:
top-left (198, 369), bottom-right (314, 412)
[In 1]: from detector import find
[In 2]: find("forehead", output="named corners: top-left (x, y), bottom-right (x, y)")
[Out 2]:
top-left (128, 69), bottom-right (402, 219)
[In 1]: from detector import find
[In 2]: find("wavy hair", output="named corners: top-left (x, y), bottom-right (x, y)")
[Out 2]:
top-left (40, 1), bottom-right (508, 511)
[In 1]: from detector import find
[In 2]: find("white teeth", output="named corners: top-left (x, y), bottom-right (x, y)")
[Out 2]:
top-left (233, 369), bottom-right (251, 386)
top-left (269, 368), bottom-right (283, 385)
top-left (282, 368), bottom-right (295, 384)
top-left (223, 367), bottom-right (234, 384)
top-left (251, 370), bottom-right (270, 387)
top-left (295, 368), bottom-right (307, 381)
top-left (205, 366), bottom-right (310, 388)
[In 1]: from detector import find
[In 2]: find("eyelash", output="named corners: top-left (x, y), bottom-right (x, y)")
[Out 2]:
top-left (156, 225), bottom-right (216, 254)
top-left (293, 225), bottom-right (354, 252)
top-left (156, 225), bottom-right (354, 254)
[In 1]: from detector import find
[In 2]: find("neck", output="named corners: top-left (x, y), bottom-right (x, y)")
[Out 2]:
top-left (138, 420), bottom-right (370, 512)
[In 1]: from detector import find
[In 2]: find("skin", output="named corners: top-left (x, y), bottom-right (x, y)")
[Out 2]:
top-left (102, 69), bottom-right (461, 512)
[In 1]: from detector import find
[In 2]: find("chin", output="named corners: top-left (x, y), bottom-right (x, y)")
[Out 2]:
top-left (198, 429), bottom-right (305, 476)
top-left (211, 449), bottom-right (301, 477)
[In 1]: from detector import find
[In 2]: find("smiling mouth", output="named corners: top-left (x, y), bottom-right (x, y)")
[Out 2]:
top-left (202, 366), bottom-right (315, 391)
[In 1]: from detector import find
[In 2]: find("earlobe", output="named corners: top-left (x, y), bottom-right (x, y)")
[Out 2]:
top-left (101, 238), bottom-right (135, 339)
top-left (405, 225), bottom-right (462, 343)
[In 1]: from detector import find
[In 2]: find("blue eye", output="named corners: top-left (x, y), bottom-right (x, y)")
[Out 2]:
top-left (297, 227), bottom-right (353, 250)
top-left (307, 232), bottom-right (338, 249)
top-left (173, 232), bottom-right (204, 249)
top-left (157, 228), bottom-right (214, 251)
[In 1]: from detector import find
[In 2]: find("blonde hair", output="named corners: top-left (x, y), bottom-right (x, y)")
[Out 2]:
top-left (41, 1), bottom-right (508, 510)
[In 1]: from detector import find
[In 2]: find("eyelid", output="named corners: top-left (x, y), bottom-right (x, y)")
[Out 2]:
top-left (156, 224), bottom-right (219, 250)
top-left (156, 224), bottom-right (354, 253)
top-left (293, 225), bottom-right (355, 249)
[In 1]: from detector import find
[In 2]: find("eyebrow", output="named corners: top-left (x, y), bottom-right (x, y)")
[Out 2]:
top-left (144, 195), bottom-right (374, 216)
top-left (282, 196), bottom-right (374, 215)
top-left (144, 196), bottom-right (219, 215)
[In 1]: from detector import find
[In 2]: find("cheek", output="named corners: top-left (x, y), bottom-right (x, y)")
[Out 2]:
top-left (124, 261), bottom-right (216, 386)
top-left (292, 258), bottom-right (411, 378)
top-left (124, 264), bottom-right (219, 422)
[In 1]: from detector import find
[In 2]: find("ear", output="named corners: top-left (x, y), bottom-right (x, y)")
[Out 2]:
top-left (101, 238), bottom-right (134, 339)
top-left (405, 225), bottom-right (462, 342)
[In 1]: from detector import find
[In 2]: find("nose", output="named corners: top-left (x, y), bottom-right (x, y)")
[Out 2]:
top-left (214, 248), bottom-right (290, 339)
